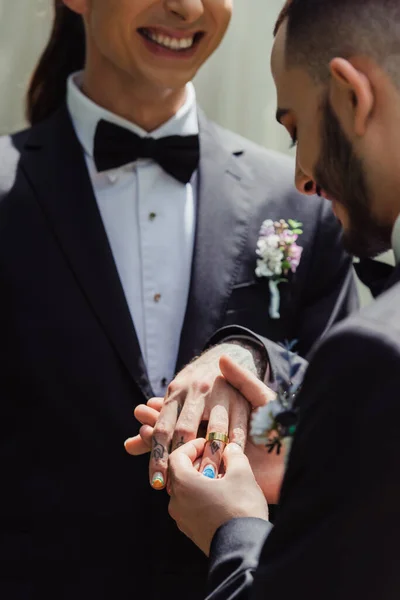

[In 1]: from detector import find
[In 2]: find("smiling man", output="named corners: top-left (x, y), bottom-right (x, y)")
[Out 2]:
top-left (0, 1), bottom-right (358, 599)
top-left (165, 1), bottom-right (400, 599)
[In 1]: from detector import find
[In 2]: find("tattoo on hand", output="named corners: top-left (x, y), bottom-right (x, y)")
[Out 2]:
top-left (175, 436), bottom-right (185, 449)
top-left (152, 437), bottom-right (165, 461)
top-left (210, 441), bottom-right (221, 455)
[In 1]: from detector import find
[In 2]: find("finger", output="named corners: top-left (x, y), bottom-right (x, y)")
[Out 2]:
top-left (228, 390), bottom-right (251, 452)
top-left (134, 404), bottom-right (161, 427)
top-left (199, 376), bottom-right (230, 479)
top-left (124, 424), bottom-right (153, 455)
top-left (219, 355), bottom-right (276, 408)
top-left (169, 438), bottom-right (207, 488)
top-left (170, 388), bottom-right (206, 452)
top-left (167, 457), bottom-right (202, 496)
top-left (222, 442), bottom-right (253, 479)
top-left (146, 397), bottom-right (164, 411)
top-left (149, 397), bottom-right (182, 490)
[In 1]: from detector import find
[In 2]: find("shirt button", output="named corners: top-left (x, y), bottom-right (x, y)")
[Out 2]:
top-left (149, 212), bottom-right (157, 221)
top-left (161, 378), bottom-right (168, 388)
top-left (107, 172), bottom-right (118, 184)
top-left (154, 293), bottom-right (161, 303)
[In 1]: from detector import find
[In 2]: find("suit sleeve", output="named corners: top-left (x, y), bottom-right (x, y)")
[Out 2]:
top-left (293, 203), bottom-right (359, 358)
top-left (206, 325), bottom-right (308, 390)
top-left (205, 323), bottom-right (400, 600)
top-left (206, 519), bottom-right (272, 600)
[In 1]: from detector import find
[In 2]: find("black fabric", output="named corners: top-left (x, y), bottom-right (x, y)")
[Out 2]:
top-left (0, 105), bottom-right (357, 599)
top-left (354, 258), bottom-right (395, 298)
top-left (94, 118), bottom-right (200, 184)
top-left (206, 267), bottom-right (400, 600)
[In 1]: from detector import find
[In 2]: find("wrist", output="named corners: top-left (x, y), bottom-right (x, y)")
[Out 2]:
top-left (202, 338), bottom-right (267, 380)
top-left (221, 336), bottom-right (268, 380)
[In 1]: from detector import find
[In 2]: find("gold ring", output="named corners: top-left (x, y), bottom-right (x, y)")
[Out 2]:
top-left (206, 432), bottom-right (229, 445)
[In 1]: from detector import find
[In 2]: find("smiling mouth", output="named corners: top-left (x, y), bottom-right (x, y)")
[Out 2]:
top-left (138, 28), bottom-right (205, 52)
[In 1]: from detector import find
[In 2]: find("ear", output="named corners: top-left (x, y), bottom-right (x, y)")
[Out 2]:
top-left (329, 57), bottom-right (374, 137)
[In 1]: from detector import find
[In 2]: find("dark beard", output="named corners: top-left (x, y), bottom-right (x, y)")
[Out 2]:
top-left (314, 96), bottom-right (392, 258)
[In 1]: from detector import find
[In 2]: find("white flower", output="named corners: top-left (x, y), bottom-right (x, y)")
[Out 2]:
top-left (257, 236), bottom-right (280, 253)
top-left (250, 399), bottom-right (282, 446)
top-left (255, 260), bottom-right (273, 278)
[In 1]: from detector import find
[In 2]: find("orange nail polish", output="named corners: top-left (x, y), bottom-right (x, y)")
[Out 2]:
top-left (151, 472), bottom-right (164, 489)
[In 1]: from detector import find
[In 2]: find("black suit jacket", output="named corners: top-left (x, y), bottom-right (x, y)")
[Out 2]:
top-left (206, 266), bottom-right (400, 600)
top-left (0, 106), bottom-right (357, 599)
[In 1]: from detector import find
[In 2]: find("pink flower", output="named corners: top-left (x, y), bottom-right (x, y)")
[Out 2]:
top-left (288, 243), bottom-right (303, 272)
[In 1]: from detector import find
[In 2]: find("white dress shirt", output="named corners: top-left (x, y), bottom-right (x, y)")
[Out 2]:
top-left (392, 214), bottom-right (400, 266)
top-left (67, 73), bottom-right (198, 396)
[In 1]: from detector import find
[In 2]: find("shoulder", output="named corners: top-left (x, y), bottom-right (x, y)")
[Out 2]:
top-left (312, 283), bottom-right (400, 366)
top-left (206, 117), bottom-right (332, 223)
top-left (210, 119), bottom-right (295, 174)
top-left (0, 127), bottom-right (31, 195)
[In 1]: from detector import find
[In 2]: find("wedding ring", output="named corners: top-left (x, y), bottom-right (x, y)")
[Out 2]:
top-left (206, 432), bottom-right (229, 445)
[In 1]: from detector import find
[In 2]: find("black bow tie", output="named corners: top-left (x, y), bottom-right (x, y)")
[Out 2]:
top-left (354, 258), bottom-right (395, 298)
top-left (93, 119), bottom-right (199, 184)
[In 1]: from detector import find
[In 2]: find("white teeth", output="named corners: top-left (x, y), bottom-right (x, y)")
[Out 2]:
top-left (147, 30), bottom-right (195, 50)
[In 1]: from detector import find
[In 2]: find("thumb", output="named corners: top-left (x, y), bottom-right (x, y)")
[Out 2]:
top-left (169, 438), bottom-right (207, 480)
top-left (222, 442), bottom-right (251, 477)
top-left (219, 355), bottom-right (275, 409)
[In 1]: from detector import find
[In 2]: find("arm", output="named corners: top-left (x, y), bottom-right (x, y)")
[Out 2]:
top-left (206, 325), bottom-right (308, 391)
top-left (206, 519), bottom-right (272, 600)
top-left (206, 324), bottom-right (400, 600)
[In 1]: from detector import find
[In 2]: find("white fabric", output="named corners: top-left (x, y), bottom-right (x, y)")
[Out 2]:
top-left (391, 214), bottom-right (400, 265)
top-left (67, 74), bottom-right (197, 396)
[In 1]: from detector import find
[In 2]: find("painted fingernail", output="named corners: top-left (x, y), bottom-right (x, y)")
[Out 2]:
top-left (202, 465), bottom-right (216, 479)
top-left (151, 472), bottom-right (165, 489)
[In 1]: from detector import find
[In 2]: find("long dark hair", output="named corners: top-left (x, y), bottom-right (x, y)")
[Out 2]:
top-left (26, 1), bottom-right (85, 125)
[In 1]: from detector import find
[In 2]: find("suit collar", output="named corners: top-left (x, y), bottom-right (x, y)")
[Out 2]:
top-left (21, 105), bottom-right (153, 398)
top-left (66, 73), bottom-right (199, 159)
top-left (176, 111), bottom-right (256, 370)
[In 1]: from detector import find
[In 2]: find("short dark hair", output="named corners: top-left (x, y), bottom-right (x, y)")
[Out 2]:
top-left (274, 0), bottom-right (400, 85)
top-left (273, 0), bottom-right (292, 38)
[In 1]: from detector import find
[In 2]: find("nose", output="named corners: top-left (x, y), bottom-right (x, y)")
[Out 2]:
top-left (295, 164), bottom-right (317, 196)
top-left (165, 0), bottom-right (204, 22)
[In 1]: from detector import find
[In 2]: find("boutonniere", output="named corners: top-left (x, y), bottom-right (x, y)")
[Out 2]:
top-left (250, 340), bottom-right (301, 465)
top-left (255, 219), bottom-right (303, 319)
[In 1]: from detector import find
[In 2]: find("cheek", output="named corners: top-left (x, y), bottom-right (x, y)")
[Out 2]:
top-left (207, 0), bottom-right (232, 40)
top-left (295, 121), bottom-right (321, 180)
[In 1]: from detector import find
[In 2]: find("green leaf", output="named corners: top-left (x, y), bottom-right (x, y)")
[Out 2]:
top-left (293, 228), bottom-right (303, 235)
top-left (288, 219), bottom-right (303, 229)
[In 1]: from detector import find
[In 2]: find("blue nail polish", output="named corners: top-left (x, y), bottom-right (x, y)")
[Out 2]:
top-left (202, 465), bottom-right (216, 479)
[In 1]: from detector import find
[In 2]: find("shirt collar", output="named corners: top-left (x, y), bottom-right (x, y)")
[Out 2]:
top-left (391, 213), bottom-right (400, 265)
top-left (66, 71), bottom-right (199, 160)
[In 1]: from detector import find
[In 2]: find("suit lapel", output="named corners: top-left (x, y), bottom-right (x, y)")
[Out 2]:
top-left (384, 262), bottom-right (400, 292)
top-left (176, 112), bottom-right (257, 371)
top-left (21, 106), bottom-right (153, 398)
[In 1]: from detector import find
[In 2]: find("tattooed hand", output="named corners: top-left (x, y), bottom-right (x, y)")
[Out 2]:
top-left (125, 340), bottom-right (269, 491)
top-left (125, 364), bottom-right (285, 504)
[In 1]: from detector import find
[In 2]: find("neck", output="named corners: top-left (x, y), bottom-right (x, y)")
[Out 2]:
top-left (81, 64), bottom-right (188, 132)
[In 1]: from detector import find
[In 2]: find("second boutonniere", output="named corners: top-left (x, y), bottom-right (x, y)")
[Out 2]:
top-left (255, 219), bottom-right (303, 319)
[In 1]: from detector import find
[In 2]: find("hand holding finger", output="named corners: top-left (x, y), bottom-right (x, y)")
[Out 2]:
top-left (219, 355), bottom-right (276, 408)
